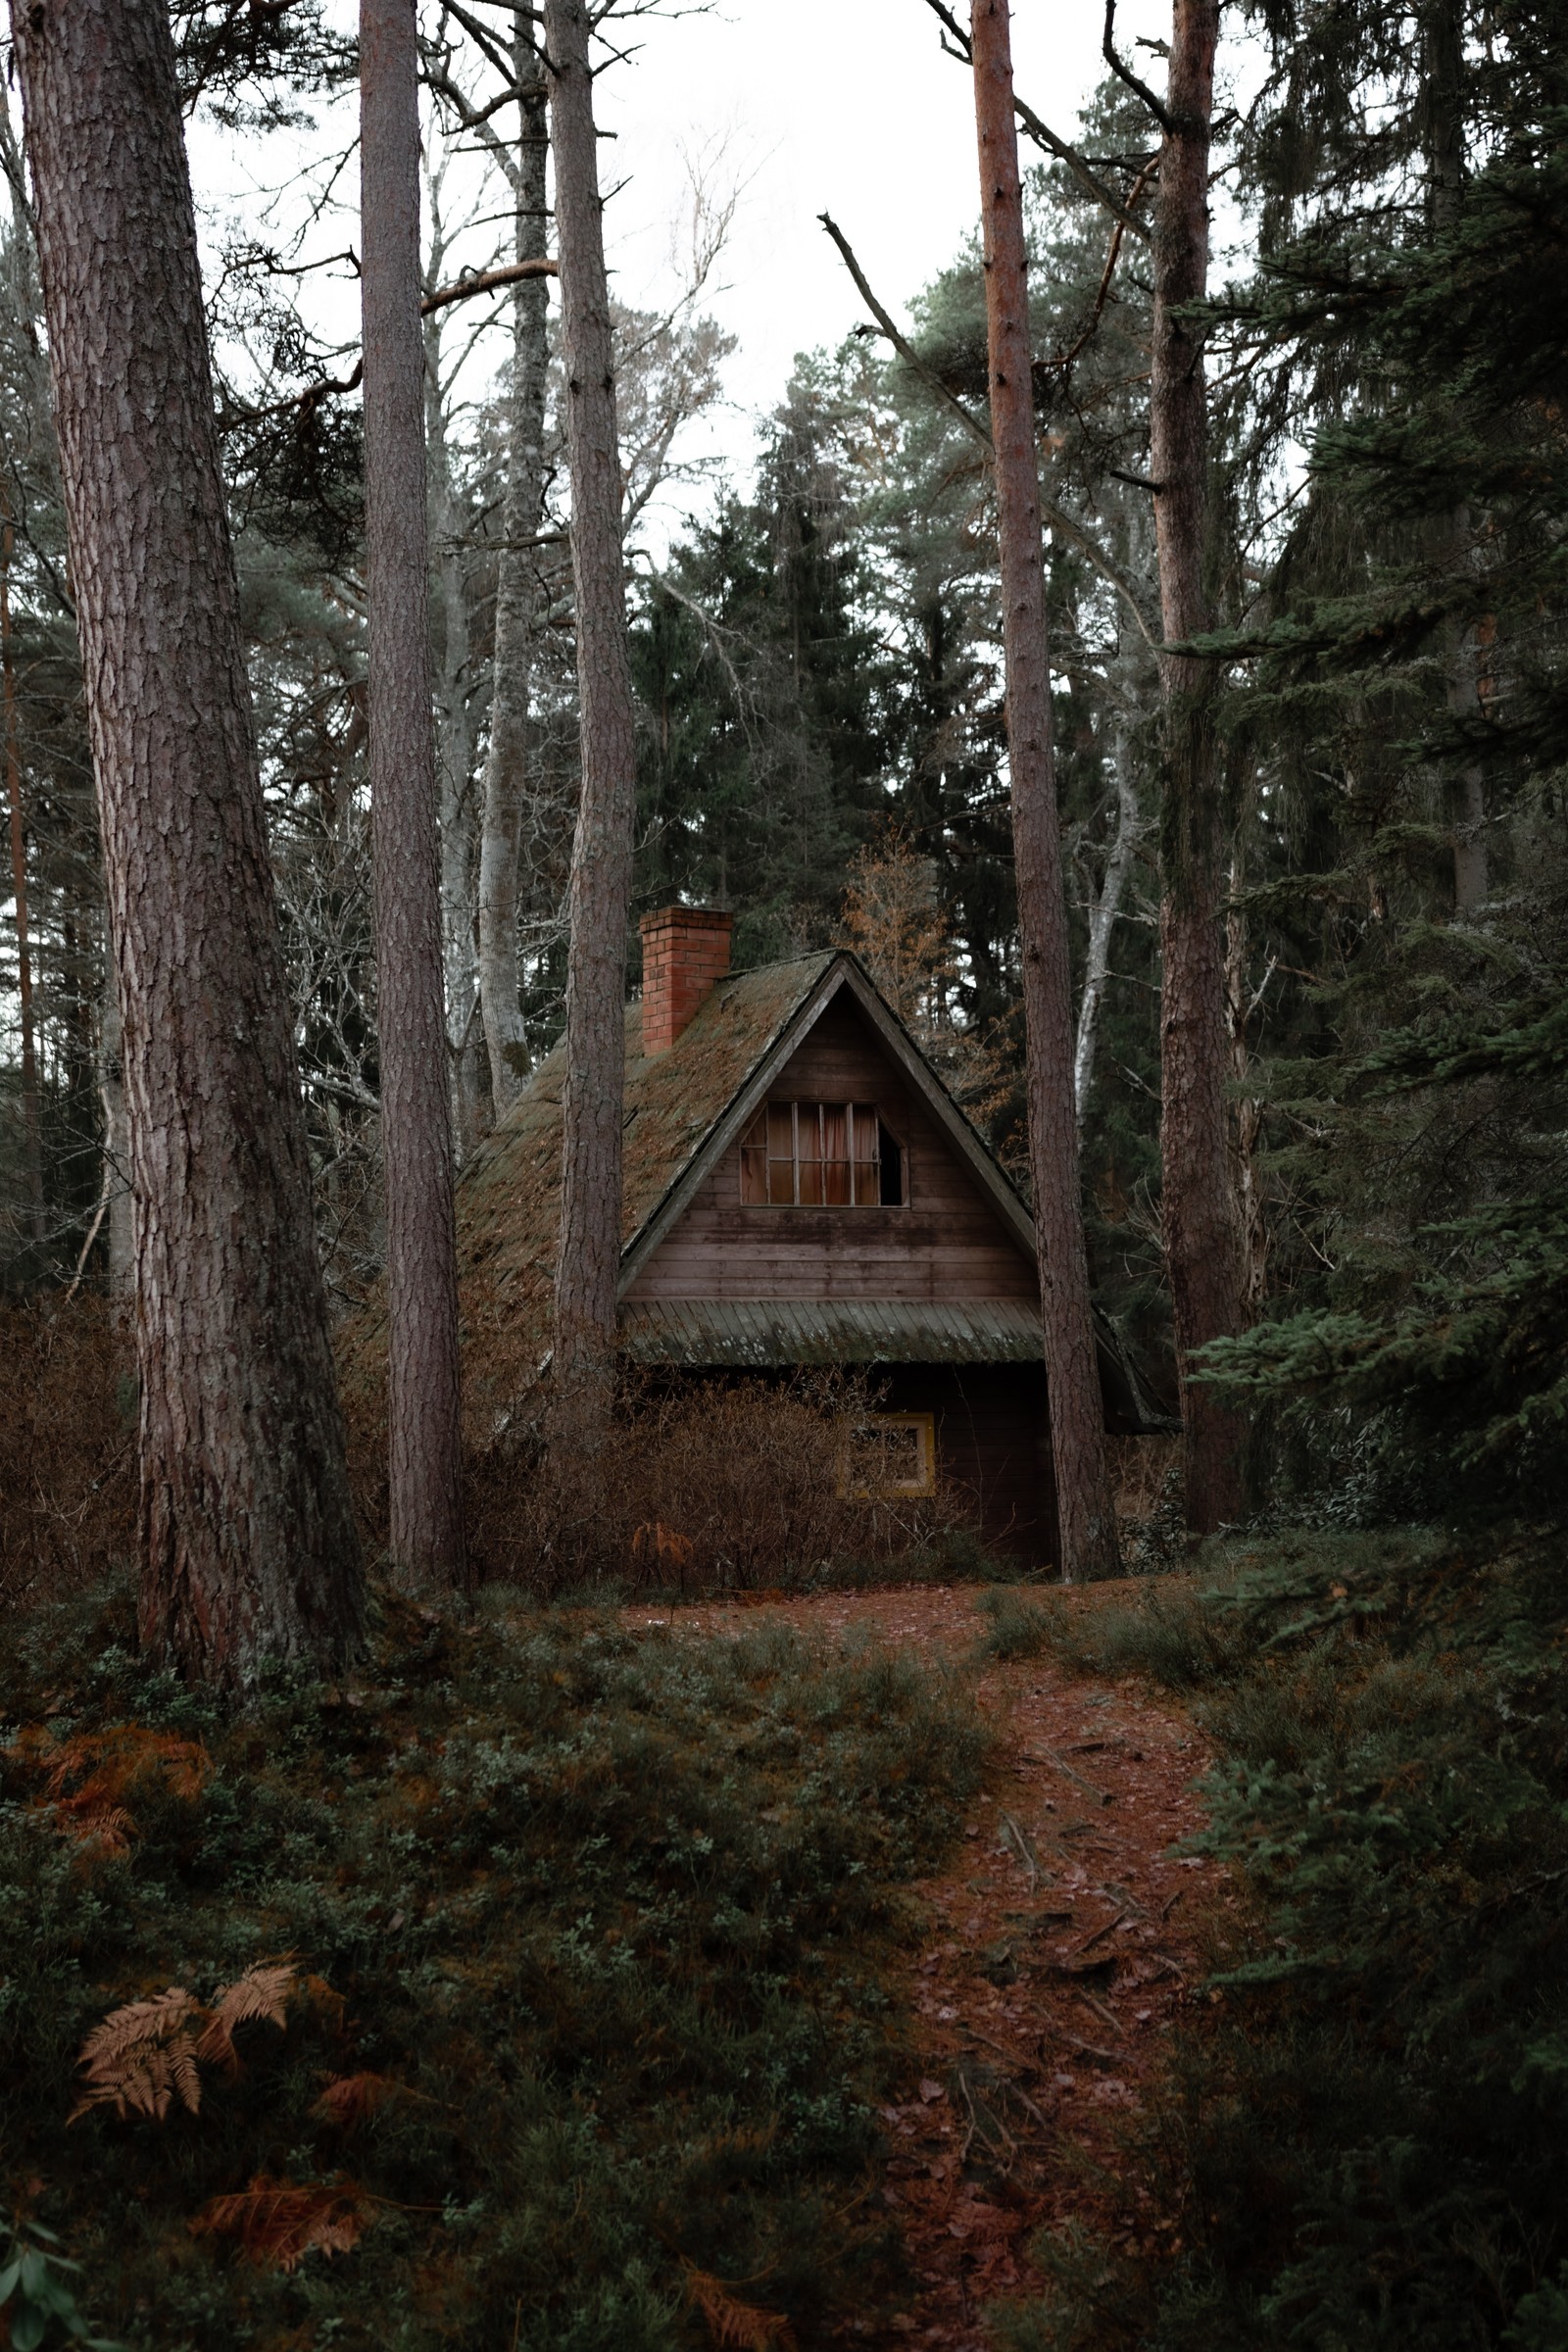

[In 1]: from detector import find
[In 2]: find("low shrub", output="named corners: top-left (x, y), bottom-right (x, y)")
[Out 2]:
top-left (0, 1579), bottom-right (987, 2350)
top-left (467, 1371), bottom-right (984, 1594)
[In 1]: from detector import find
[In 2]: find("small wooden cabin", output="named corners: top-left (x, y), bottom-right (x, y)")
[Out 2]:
top-left (454, 906), bottom-right (1156, 1566)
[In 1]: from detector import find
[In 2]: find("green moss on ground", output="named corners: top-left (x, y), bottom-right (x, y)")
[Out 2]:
top-left (0, 1584), bottom-right (986, 2351)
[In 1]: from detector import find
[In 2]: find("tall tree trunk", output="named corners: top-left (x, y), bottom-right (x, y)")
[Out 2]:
top-left (361, 0), bottom-right (466, 1586)
top-left (1225, 845), bottom-right (1267, 1313)
top-left (1, 501), bottom-right (43, 1266)
top-left (1150, 0), bottom-right (1247, 1531)
top-left (970, 0), bottom-right (1119, 1582)
top-left (423, 287), bottom-right (483, 1157)
top-left (479, 12), bottom-right (550, 1119)
top-left (10, 0), bottom-right (363, 1684)
top-left (1074, 720), bottom-right (1139, 1121)
top-left (545, 0), bottom-right (637, 1453)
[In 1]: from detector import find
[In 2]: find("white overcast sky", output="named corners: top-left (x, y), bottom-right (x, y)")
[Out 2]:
top-left (185, 0), bottom-right (1177, 541)
top-left (593, 0), bottom-right (1172, 440)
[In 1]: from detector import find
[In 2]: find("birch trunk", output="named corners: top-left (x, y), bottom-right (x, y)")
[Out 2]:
top-left (545, 0), bottom-right (637, 1452)
top-left (361, 0), bottom-right (466, 1586)
top-left (479, 13), bottom-right (550, 1117)
top-left (971, 0), bottom-right (1119, 1582)
top-left (10, 0), bottom-right (362, 1683)
top-left (423, 293), bottom-right (482, 1155)
top-left (1074, 723), bottom-right (1139, 1121)
top-left (1151, 0), bottom-right (1247, 1531)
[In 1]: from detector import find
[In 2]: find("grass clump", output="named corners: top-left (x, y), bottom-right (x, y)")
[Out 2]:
top-left (991, 1523), bottom-right (1568, 2352)
top-left (973, 1586), bottom-right (1066, 1660)
top-left (0, 1581), bottom-right (986, 2350)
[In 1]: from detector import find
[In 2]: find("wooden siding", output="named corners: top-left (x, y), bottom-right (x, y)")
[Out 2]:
top-left (625, 996), bottom-right (1038, 1304)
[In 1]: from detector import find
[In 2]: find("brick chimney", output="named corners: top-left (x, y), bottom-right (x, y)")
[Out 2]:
top-left (639, 906), bottom-right (733, 1054)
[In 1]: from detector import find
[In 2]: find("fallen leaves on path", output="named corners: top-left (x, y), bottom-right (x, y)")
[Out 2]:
top-left (641, 1582), bottom-right (1227, 2351)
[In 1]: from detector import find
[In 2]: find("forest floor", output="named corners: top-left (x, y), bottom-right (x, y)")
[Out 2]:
top-left (627, 1581), bottom-right (1230, 2350)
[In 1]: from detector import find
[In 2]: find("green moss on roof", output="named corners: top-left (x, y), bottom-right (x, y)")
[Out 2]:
top-left (339, 955), bottom-right (836, 1437)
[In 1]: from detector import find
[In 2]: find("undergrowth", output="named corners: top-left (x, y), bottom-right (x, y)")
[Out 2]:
top-left (0, 1580), bottom-right (986, 2350)
top-left (994, 1525), bottom-right (1568, 2350)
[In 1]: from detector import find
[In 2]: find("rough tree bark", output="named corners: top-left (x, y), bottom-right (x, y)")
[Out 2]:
top-left (1147, 0), bottom-right (1248, 1529)
top-left (10, 0), bottom-right (363, 1683)
top-left (971, 0), bottom-right (1120, 1581)
top-left (361, 0), bottom-right (466, 1585)
top-left (478, 10), bottom-right (551, 1119)
top-left (545, 0), bottom-right (637, 1452)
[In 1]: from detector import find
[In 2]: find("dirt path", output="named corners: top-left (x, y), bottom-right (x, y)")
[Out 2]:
top-left (633, 1582), bottom-right (1228, 2349)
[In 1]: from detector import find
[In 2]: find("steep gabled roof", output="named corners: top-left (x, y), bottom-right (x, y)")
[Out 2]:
top-left (442, 948), bottom-right (1046, 1429)
top-left (342, 949), bottom-right (1163, 1438)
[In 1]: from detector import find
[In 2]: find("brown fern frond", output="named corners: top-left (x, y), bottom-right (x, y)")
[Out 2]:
top-left (188, 2176), bottom-right (370, 2273)
top-left (8, 1724), bottom-right (210, 1855)
top-left (681, 2263), bottom-right (796, 2352)
top-left (311, 2072), bottom-right (397, 2130)
top-left (70, 1987), bottom-right (203, 2123)
top-left (196, 1959), bottom-right (295, 2071)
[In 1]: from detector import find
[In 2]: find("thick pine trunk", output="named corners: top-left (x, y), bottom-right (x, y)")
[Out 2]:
top-left (545, 0), bottom-right (637, 1451)
top-left (1151, 0), bottom-right (1247, 1531)
top-left (970, 0), bottom-right (1119, 1582)
top-left (11, 0), bottom-right (363, 1683)
top-left (361, 0), bottom-right (466, 1586)
top-left (479, 15), bottom-right (550, 1119)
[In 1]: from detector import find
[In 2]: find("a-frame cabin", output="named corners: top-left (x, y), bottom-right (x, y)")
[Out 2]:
top-left (451, 907), bottom-right (1155, 1566)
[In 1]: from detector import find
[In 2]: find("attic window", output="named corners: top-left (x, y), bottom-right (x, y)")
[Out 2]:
top-left (739, 1102), bottom-right (906, 1206)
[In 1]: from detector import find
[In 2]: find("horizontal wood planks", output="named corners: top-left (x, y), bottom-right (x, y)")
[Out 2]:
top-left (626, 997), bottom-right (1038, 1304)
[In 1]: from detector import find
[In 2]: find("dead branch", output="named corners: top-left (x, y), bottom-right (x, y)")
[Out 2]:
top-left (818, 214), bottom-right (1159, 649)
top-left (917, 0), bottom-right (1151, 242)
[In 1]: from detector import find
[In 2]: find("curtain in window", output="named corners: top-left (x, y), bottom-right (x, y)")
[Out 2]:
top-left (851, 1103), bottom-right (878, 1204)
top-left (820, 1103), bottom-right (851, 1203)
top-left (767, 1102), bottom-right (796, 1203)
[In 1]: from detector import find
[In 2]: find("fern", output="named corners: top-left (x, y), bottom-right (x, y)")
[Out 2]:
top-left (681, 2263), bottom-right (795, 2351)
top-left (188, 2177), bottom-right (369, 2273)
top-left (71, 1963), bottom-right (298, 2123)
top-left (70, 1988), bottom-right (204, 2123)
top-left (6, 1724), bottom-right (209, 1857)
top-left (195, 1960), bottom-right (295, 2073)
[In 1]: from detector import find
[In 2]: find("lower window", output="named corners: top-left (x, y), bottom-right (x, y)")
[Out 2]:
top-left (840, 1412), bottom-right (936, 1499)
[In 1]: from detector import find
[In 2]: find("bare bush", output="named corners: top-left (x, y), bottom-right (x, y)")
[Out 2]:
top-left (468, 1371), bottom-right (980, 1593)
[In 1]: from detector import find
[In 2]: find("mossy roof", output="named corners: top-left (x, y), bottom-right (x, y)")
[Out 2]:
top-left (339, 949), bottom-right (1166, 1441)
top-left (340, 954), bottom-right (840, 1438)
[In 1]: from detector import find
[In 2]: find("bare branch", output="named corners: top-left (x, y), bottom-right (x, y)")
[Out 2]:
top-left (1102, 0), bottom-right (1175, 136)
top-left (916, 0), bottom-right (1151, 242)
top-left (420, 254), bottom-right (557, 316)
top-left (818, 213), bottom-right (1158, 648)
